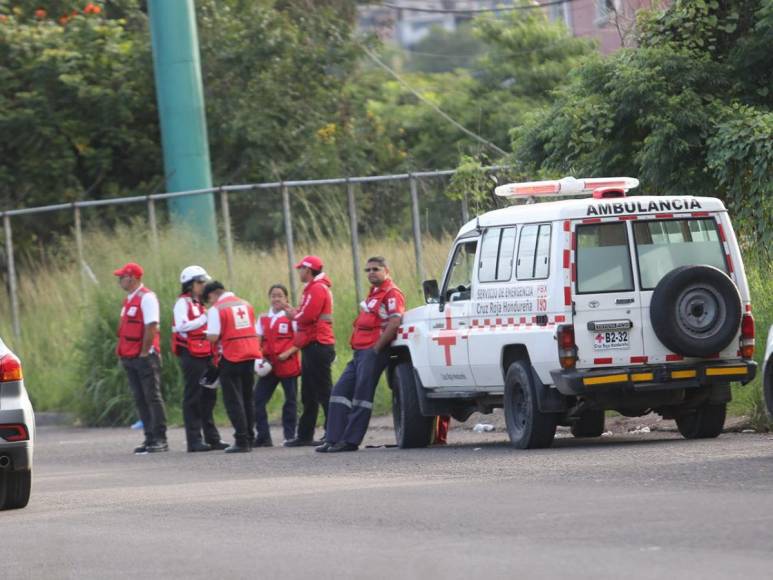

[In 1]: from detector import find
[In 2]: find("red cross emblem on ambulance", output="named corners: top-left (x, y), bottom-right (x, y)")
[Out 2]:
top-left (432, 309), bottom-right (457, 366)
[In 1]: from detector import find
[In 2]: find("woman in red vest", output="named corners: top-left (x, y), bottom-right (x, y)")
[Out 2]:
top-left (171, 265), bottom-right (228, 452)
top-left (253, 284), bottom-right (301, 447)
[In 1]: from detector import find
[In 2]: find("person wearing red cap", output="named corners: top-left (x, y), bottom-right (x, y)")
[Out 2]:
top-left (317, 256), bottom-right (404, 453)
top-left (114, 262), bottom-right (168, 454)
top-left (281, 255), bottom-right (335, 447)
top-left (204, 281), bottom-right (263, 453)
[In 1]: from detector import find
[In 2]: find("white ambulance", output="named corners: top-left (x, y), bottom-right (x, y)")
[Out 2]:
top-left (389, 177), bottom-right (757, 449)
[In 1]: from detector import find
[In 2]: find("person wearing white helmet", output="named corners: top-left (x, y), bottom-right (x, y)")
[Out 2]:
top-left (171, 265), bottom-right (227, 452)
top-left (253, 284), bottom-right (301, 447)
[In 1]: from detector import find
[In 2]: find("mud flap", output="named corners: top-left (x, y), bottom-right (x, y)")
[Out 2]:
top-left (531, 366), bottom-right (567, 414)
top-left (708, 383), bottom-right (732, 405)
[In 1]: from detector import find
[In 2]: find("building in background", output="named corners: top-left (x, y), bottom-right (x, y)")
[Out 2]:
top-left (358, 1), bottom-right (669, 54)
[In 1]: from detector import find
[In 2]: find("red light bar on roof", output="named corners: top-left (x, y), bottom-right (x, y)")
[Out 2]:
top-left (495, 176), bottom-right (639, 199)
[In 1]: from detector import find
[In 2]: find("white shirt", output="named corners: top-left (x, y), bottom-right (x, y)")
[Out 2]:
top-left (121, 284), bottom-right (160, 325)
top-left (256, 308), bottom-right (298, 336)
top-left (173, 296), bottom-right (207, 336)
top-left (206, 292), bottom-right (235, 338)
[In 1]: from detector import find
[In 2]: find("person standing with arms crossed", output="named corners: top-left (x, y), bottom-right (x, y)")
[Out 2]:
top-left (171, 266), bottom-right (228, 452)
top-left (253, 284), bottom-right (301, 447)
top-left (282, 256), bottom-right (335, 447)
top-left (114, 262), bottom-right (168, 454)
top-left (204, 281), bottom-right (263, 453)
top-left (317, 256), bottom-right (404, 453)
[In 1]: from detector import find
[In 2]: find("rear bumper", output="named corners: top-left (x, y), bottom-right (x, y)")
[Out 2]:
top-left (0, 441), bottom-right (32, 471)
top-left (551, 360), bottom-right (757, 396)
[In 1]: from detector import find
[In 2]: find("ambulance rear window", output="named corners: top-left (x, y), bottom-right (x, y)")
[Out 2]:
top-left (576, 223), bottom-right (634, 294)
top-left (633, 218), bottom-right (727, 290)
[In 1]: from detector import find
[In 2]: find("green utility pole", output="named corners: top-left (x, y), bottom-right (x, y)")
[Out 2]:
top-left (148, 0), bottom-right (216, 241)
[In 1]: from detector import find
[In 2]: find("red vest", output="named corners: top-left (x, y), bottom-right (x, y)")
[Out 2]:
top-left (294, 276), bottom-right (335, 348)
top-left (117, 286), bottom-right (161, 358)
top-left (171, 294), bottom-right (212, 358)
top-left (350, 280), bottom-right (404, 350)
top-left (259, 312), bottom-right (301, 378)
top-left (215, 295), bottom-right (263, 363)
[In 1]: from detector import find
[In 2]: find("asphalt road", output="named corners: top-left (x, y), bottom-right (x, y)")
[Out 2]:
top-left (4, 422), bottom-right (773, 580)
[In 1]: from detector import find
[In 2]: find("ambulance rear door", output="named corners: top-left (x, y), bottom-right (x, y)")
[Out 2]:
top-left (572, 220), bottom-right (646, 368)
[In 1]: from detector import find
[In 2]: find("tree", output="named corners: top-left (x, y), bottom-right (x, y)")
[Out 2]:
top-left (403, 22), bottom-right (485, 74)
top-left (0, 1), bottom-right (161, 251)
top-left (513, 0), bottom-right (773, 245)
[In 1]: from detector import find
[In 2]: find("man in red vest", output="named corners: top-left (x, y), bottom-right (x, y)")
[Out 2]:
top-left (204, 281), bottom-right (263, 453)
top-left (172, 265), bottom-right (228, 452)
top-left (317, 256), bottom-right (405, 453)
top-left (114, 262), bottom-right (168, 454)
top-left (282, 256), bottom-right (335, 447)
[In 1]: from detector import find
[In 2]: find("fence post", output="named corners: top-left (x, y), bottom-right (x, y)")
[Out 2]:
top-left (147, 196), bottom-right (159, 253)
top-left (409, 174), bottom-right (425, 284)
top-left (219, 188), bottom-right (235, 286)
top-left (73, 204), bottom-right (86, 294)
top-left (346, 179), bottom-right (363, 306)
top-left (3, 214), bottom-right (21, 340)
top-left (281, 183), bottom-right (298, 303)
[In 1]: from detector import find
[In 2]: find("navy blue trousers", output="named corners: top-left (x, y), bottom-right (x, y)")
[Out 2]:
top-left (254, 374), bottom-right (298, 442)
top-left (326, 348), bottom-right (389, 446)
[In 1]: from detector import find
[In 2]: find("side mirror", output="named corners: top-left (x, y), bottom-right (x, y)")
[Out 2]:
top-left (422, 279), bottom-right (440, 304)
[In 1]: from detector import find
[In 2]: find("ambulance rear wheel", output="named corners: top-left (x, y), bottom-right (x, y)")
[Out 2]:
top-left (391, 362), bottom-right (434, 449)
top-left (504, 361), bottom-right (557, 449)
top-left (676, 402), bottom-right (726, 439)
top-left (570, 410), bottom-right (605, 438)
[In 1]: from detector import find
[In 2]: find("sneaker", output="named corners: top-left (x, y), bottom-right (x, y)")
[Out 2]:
top-left (326, 442), bottom-right (358, 453)
top-left (253, 438), bottom-right (274, 448)
top-left (187, 441), bottom-right (212, 452)
top-left (283, 438), bottom-right (317, 447)
top-left (147, 440), bottom-right (169, 453)
top-left (224, 444), bottom-right (251, 453)
top-left (206, 440), bottom-right (229, 451)
top-left (315, 442), bottom-right (332, 453)
top-left (133, 441), bottom-right (151, 454)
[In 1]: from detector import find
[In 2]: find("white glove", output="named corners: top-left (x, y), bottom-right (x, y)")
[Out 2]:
top-left (254, 358), bottom-right (273, 378)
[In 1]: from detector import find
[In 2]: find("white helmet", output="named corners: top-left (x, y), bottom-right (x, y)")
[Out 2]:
top-left (254, 358), bottom-right (273, 378)
top-left (180, 265), bottom-right (210, 285)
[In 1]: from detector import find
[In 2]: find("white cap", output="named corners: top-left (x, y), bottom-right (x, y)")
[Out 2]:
top-left (180, 265), bottom-right (210, 285)
top-left (254, 358), bottom-right (273, 378)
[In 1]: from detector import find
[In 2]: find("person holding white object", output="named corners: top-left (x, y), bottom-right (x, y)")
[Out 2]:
top-left (253, 284), bottom-right (301, 447)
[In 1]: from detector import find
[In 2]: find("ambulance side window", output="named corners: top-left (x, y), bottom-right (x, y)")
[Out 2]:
top-left (516, 224), bottom-right (551, 280)
top-left (478, 227), bottom-right (516, 283)
top-left (444, 240), bottom-right (478, 302)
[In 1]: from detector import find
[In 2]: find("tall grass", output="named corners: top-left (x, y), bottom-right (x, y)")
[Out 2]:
top-left (0, 220), bottom-right (452, 424)
top-left (1, 221), bottom-right (770, 428)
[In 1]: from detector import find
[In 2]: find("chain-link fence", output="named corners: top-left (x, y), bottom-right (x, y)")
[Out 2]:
top-left (1, 166), bottom-right (509, 339)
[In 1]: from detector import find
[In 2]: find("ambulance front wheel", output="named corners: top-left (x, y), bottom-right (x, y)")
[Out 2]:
top-left (391, 361), bottom-right (434, 449)
top-left (504, 361), bottom-right (557, 449)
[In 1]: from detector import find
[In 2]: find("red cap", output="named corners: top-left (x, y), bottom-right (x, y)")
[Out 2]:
top-left (113, 262), bottom-right (144, 279)
top-left (294, 256), bottom-right (323, 271)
